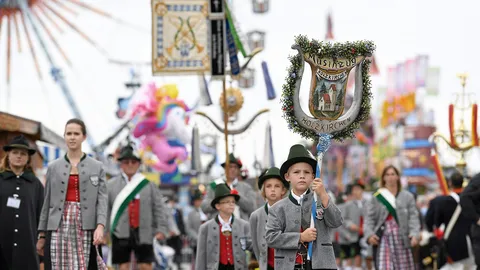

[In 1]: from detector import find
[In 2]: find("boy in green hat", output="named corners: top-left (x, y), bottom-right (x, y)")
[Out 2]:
top-left (250, 167), bottom-right (290, 270)
top-left (195, 183), bottom-right (251, 270)
top-left (201, 153), bottom-right (256, 221)
top-left (265, 144), bottom-right (343, 270)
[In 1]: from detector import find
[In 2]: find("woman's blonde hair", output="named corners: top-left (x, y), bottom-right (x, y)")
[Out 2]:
top-left (0, 150), bottom-right (33, 173)
top-left (260, 178), bottom-right (288, 199)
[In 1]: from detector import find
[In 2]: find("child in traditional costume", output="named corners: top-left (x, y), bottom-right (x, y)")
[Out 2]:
top-left (341, 180), bottom-right (367, 270)
top-left (250, 167), bottom-right (289, 270)
top-left (265, 144), bottom-right (343, 270)
top-left (195, 183), bottom-right (251, 270)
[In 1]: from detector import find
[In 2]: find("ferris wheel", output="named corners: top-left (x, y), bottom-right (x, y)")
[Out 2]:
top-left (0, 0), bottom-right (141, 152)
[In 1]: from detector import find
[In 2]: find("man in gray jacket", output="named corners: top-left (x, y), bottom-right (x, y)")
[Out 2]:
top-left (106, 145), bottom-right (169, 270)
top-left (201, 153), bottom-right (257, 220)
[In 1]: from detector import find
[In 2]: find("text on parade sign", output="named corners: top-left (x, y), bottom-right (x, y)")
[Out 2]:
top-left (305, 55), bottom-right (364, 71)
top-left (300, 117), bottom-right (351, 133)
top-left (316, 69), bottom-right (347, 81)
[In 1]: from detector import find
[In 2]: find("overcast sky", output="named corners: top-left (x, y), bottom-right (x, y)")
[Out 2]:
top-left (1, 0), bottom-right (479, 175)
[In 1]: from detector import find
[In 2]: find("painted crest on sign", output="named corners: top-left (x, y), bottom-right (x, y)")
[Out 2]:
top-left (306, 55), bottom-right (365, 120)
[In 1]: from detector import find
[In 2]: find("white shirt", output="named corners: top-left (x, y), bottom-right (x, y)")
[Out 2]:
top-left (198, 208), bottom-right (208, 221)
top-left (355, 200), bottom-right (363, 209)
top-left (291, 190), bottom-right (308, 205)
top-left (121, 171), bottom-right (141, 199)
top-left (218, 215), bottom-right (233, 233)
top-left (226, 177), bottom-right (239, 189)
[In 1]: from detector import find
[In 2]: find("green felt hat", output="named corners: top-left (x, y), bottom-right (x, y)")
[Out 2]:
top-left (210, 183), bottom-right (240, 209)
top-left (258, 167), bottom-right (290, 190)
top-left (221, 153), bottom-right (242, 168)
top-left (280, 144), bottom-right (317, 179)
top-left (352, 178), bottom-right (366, 189)
top-left (191, 189), bottom-right (203, 202)
top-left (117, 145), bottom-right (141, 162)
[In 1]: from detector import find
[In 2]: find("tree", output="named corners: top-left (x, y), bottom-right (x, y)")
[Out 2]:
top-left (336, 86), bottom-right (344, 107)
top-left (320, 82), bottom-right (327, 94)
top-left (313, 87), bottom-right (320, 108)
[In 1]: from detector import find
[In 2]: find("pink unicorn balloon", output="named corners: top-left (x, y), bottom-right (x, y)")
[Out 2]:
top-left (130, 83), bottom-right (191, 173)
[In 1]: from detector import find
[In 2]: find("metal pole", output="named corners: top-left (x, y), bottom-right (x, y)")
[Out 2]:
top-left (222, 77), bottom-right (230, 183)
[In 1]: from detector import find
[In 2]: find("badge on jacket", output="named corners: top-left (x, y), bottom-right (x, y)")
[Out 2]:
top-left (239, 237), bottom-right (249, 251)
top-left (90, 175), bottom-right (99, 186)
top-left (316, 207), bottom-right (324, 220)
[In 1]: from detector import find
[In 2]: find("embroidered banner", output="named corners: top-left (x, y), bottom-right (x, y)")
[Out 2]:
top-left (152, 0), bottom-right (210, 75)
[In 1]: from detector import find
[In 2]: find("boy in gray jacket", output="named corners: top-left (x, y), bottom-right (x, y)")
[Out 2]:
top-left (195, 183), bottom-right (251, 270)
top-left (265, 144), bottom-right (343, 270)
top-left (250, 167), bottom-right (289, 270)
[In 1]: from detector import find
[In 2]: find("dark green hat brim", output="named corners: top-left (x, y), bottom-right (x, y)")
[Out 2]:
top-left (258, 175), bottom-right (290, 190)
top-left (220, 161), bottom-right (242, 168)
top-left (221, 153), bottom-right (242, 168)
top-left (352, 182), bottom-right (365, 189)
top-left (117, 155), bottom-right (141, 162)
top-left (210, 194), bottom-right (240, 209)
top-left (280, 157), bottom-right (317, 180)
top-left (3, 144), bottom-right (36, 155)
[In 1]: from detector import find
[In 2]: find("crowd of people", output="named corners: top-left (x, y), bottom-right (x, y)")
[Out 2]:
top-left (0, 118), bottom-right (479, 270)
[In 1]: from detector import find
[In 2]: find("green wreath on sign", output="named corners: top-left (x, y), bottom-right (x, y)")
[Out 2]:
top-left (281, 35), bottom-right (375, 141)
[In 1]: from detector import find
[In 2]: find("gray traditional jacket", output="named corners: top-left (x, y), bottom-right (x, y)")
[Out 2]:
top-left (265, 190), bottom-right (343, 270)
top-left (363, 189), bottom-right (420, 248)
top-left (249, 204), bottom-right (271, 270)
top-left (187, 207), bottom-right (207, 245)
top-left (195, 215), bottom-right (251, 270)
top-left (334, 202), bottom-right (351, 245)
top-left (341, 199), bottom-right (367, 243)
top-left (38, 155), bottom-right (107, 231)
top-left (106, 173), bottom-right (169, 244)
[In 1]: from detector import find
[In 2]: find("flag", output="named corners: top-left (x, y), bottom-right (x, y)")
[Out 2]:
top-left (198, 73), bottom-right (212, 106)
top-left (262, 61), bottom-right (276, 100)
top-left (262, 122), bottom-right (275, 169)
top-left (191, 125), bottom-right (202, 173)
top-left (225, 2), bottom-right (250, 57)
top-left (325, 12), bottom-right (334, 40)
top-left (415, 55), bottom-right (429, 88)
top-left (405, 59), bottom-right (416, 93)
top-left (396, 63), bottom-right (405, 96)
top-left (225, 20), bottom-right (240, 76)
top-left (386, 67), bottom-right (396, 100)
top-left (425, 67), bottom-right (440, 96)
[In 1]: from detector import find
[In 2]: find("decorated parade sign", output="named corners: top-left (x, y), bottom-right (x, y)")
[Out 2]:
top-left (282, 36), bottom-right (375, 141)
top-left (281, 35), bottom-right (375, 262)
top-left (152, 0), bottom-right (210, 75)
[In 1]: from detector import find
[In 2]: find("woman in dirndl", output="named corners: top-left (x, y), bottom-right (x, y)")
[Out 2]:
top-left (364, 165), bottom-right (421, 270)
top-left (37, 118), bottom-right (107, 270)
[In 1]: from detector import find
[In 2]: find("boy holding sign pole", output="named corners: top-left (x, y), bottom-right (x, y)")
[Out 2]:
top-left (268, 35), bottom-right (376, 270)
top-left (265, 144), bottom-right (343, 270)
